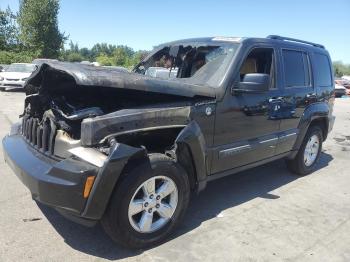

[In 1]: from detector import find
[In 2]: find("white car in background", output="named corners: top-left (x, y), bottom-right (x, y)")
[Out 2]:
top-left (0, 63), bottom-right (38, 91)
top-left (145, 67), bottom-right (178, 79)
top-left (334, 83), bottom-right (347, 97)
top-left (342, 75), bottom-right (350, 81)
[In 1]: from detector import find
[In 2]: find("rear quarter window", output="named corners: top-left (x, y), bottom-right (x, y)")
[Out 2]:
top-left (313, 53), bottom-right (332, 87)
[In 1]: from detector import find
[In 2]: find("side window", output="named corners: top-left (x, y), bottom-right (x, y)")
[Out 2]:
top-left (282, 50), bottom-right (311, 87)
top-left (239, 48), bottom-right (275, 88)
top-left (314, 53), bottom-right (332, 87)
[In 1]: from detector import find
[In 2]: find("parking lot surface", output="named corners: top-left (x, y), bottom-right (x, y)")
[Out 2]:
top-left (1, 91), bottom-right (350, 262)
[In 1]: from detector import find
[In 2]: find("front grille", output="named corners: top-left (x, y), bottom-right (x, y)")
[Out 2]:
top-left (3, 84), bottom-right (22, 87)
top-left (6, 78), bottom-right (20, 81)
top-left (22, 116), bottom-right (57, 155)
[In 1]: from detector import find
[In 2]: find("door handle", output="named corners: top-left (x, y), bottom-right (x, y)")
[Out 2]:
top-left (269, 97), bottom-right (284, 103)
top-left (306, 93), bottom-right (316, 98)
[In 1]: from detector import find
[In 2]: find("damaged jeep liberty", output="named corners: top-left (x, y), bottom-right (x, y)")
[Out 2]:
top-left (3, 35), bottom-right (335, 248)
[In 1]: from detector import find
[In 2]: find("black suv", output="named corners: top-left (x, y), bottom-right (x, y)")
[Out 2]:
top-left (3, 35), bottom-right (335, 248)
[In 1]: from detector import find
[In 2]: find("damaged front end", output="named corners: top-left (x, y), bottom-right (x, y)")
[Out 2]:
top-left (3, 61), bottom-right (214, 224)
top-left (20, 62), bottom-right (211, 160)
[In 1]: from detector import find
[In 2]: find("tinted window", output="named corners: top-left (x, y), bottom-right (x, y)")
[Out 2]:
top-left (283, 50), bottom-right (310, 87)
top-left (314, 53), bottom-right (332, 86)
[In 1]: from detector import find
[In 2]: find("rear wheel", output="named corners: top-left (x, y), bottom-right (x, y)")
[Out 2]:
top-left (286, 126), bottom-right (323, 175)
top-left (102, 153), bottom-right (190, 249)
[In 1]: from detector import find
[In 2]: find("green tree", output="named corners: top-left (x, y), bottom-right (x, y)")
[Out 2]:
top-left (66, 52), bottom-right (84, 62)
top-left (117, 45), bottom-right (134, 58)
top-left (0, 7), bottom-right (19, 51)
top-left (79, 47), bottom-right (92, 60)
top-left (68, 40), bottom-right (79, 53)
top-left (0, 50), bottom-right (34, 64)
top-left (91, 43), bottom-right (116, 58)
top-left (112, 47), bottom-right (128, 66)
top-left (59, 41), bottom-right (147, 67)
top-left (17, 0), bottom-right (66, 58)
top-left (333, 61), bottom-right (350, 77)
top-left (96, 53), bottom-right (113, 66)
top-left (131, 50), bottom-right (149, 66)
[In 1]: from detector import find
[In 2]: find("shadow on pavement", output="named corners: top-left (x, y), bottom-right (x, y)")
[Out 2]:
top-left (38, 152), bottom-right (333, 260)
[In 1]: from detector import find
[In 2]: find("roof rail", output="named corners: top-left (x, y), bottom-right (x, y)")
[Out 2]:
top-left (267, 35), bottom-right (324, 49)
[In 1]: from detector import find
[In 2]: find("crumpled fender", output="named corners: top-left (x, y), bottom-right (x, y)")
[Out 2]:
top-left (82, 120), bottom-right (209, 220)
top-left (82, 142), bottom-right (150, 219)
top-left (81, 106), bottom-right (191, 146)
top-left (175, 121), bottom-right (208, 190)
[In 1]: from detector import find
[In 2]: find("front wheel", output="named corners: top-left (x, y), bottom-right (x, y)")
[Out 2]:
top-left (102, 153), bottom-right (190, 249)
top-left (286, 126), bottom-right (323, 175)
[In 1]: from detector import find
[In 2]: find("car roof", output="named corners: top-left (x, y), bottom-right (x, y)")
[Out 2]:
top-left (157, 37), bottom-right (244, 47)
top-left (156, 35), bottom-right (327, 53)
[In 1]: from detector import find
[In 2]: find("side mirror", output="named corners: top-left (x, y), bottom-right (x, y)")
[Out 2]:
top-left (232, 73), bottom-right (270, 95)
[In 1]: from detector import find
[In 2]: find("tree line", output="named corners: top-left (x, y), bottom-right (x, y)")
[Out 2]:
top-left (333, 61), bottom-right (350, 78)
top-left (1, 1), bottom-right (350, 74)
top-left (0, 0), bottom-right (148, 68)
top-left (60, 41), bottom-right (148, 68)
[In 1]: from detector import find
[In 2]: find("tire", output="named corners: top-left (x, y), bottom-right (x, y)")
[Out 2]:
top-left (286, 125), bottom-right (323, 176)
top-left (101, 153), bottom-right (190, 249)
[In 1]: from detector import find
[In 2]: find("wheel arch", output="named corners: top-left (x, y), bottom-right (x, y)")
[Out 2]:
top-left (288, 102), bottom-right (330, 159)
top-left (174, 121), bottom-right (208, 193)
top-left (82, 121), bottom-right (209, 220)
top-left (113, 121), bottom-right (209, 193)
top-left (82, 143), bottom-right (151, 220)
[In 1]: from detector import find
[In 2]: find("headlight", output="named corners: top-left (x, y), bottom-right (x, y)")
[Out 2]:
top-left (0, 76), bottom-right (4, 81)
top-left (21, 77), bottom-right (28, 81)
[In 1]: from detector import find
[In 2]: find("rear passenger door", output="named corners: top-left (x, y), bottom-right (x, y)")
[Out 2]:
top-left (275, 48), bottom-right (316, 154)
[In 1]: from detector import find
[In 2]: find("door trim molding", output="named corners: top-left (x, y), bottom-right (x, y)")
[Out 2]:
top-left (219, 144), bottom-right (251, 158)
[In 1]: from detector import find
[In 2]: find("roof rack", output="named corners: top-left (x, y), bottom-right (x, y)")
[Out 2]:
top-left (267, 35), bottom-right (324, 49)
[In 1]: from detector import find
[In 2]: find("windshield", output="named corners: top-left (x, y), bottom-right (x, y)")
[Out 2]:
top-left (133, 42), bottom-right (239, 88)
top-left (6, 64), bottom-right (37, 73)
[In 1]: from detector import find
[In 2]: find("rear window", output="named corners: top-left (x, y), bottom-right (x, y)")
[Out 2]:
top-left (282, 50), bottom-right (310, 87)
top-left (314, 53), bottom-right (332, 87)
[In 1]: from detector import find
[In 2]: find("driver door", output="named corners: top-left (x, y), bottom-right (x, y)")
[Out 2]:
top-left (211, 46), bottom-right (283, 174)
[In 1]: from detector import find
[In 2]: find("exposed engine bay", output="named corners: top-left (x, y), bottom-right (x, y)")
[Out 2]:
top-left (23, 86), bottom-right (190, 138)
top-left (20, 62), bottom-right (214, 159)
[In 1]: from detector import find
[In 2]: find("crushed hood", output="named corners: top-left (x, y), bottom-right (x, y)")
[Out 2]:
top-left (25, 61), bottom-right (216, 99)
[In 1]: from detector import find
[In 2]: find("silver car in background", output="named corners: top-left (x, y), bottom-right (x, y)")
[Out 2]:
top-left (0, 63), bottom-right (37, 91)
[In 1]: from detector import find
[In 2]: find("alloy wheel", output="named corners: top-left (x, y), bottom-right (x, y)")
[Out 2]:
top-left (128, 176), bottom-right (178, 233)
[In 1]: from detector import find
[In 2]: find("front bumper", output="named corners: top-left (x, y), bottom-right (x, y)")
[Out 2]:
top-left (2, 134), bottom-right (99, 225)
top-left (0, 80), bottom-right (25, 90)
top-left (2, 130), bottom-right (148, 226)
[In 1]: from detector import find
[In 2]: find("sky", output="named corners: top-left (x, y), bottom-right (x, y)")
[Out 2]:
top-left (1, 0), bottom-right (349, 63)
